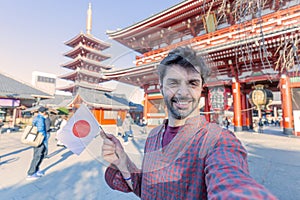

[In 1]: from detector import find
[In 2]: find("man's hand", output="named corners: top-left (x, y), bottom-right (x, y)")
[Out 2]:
top-left (100, 129), bottom-right (136, 190)
top-left (101, 130), bottom-right (128, 169)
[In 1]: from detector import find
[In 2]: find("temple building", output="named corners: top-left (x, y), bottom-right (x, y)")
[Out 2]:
top-left (0, 72), bottom-right (51, 129)
top-left (57, 3), bottom-right (130, 124)
top-left (102, 0), bottom-right (300, 135)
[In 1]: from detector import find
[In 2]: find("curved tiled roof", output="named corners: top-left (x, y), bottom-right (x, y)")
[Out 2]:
top-left (75, 87), bottom-right (130, 110)
top-left (0, 73), bottom-right (51, 100)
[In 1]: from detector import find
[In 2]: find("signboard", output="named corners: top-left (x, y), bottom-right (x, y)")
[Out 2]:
top-left (208, 87), bottom-right (231, 110)
top-left (0, 99), bottom-right (20, 107)
top-left (293, 110), bottom-right (300, 133)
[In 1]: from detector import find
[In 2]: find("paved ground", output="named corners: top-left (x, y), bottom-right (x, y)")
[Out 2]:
top-left (1, 125), bottom-right (300, 200)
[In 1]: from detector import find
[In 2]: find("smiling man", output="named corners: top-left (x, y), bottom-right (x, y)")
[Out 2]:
top-left (101, 46), bottom-right (277, 199)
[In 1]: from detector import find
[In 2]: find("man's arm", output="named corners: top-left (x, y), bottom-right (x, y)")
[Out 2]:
top-left (101, 132), bottom-right (142, 197)
top-left (204, 130), bottom-right (277, 199)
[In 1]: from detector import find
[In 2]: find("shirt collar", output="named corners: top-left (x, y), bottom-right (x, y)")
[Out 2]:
top-left (162, 115), bottom-right (207, 128)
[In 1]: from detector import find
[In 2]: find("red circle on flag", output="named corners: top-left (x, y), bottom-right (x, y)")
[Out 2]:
top-left (72, 120), bottom-right (91, 138)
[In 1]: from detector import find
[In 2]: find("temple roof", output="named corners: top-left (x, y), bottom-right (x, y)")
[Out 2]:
top-left (56, 81), bottom-right (113, 93)
top-left (103, 0), bottom-right (300, 92)
top-left (102, 64), bottom-right (159, 87)
top-left (61, 56), bottom-right (112, 70)
top-left (104, 3), bottom-right (300, 86)
top-left (107, 0), bottom-right (299, 55)
top-left (106, 0), bottom-right (217, 53)
top-left (65, 32), bottom-right (110, 50)
top-left (64, 43), bottom-right (111, 61)
top-left (71, 87), bottom-right (129, 110)
top-left (39, 89), bottom-right (130, 110)
top-left (39, 94), bottom-right (73, 108)
top-left (0, 72), bottom-right (52, 100)
top-left (106, 0), bottom-right (189, 38)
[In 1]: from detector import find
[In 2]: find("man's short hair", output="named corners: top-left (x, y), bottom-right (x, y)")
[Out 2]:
top-left (38, 106), bottom-right (48, 113)
top-left (158, 46), bottom-right (210, 84)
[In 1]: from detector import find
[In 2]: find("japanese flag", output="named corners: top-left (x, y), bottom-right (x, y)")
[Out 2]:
top-left (57, 104), bottom-right (100, 155)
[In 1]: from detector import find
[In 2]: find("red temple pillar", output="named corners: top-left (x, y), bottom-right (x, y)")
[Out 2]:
top-left (245, 93), bottom-right (253, 129)
top-left (241, 91), bottom-right (248, 130)
top-left (232, 78), bottom-right (242, 132)
top-left (204, 95), bottom-right (210, 122)
top-left (144, 93), bottom-right (149, 120)
top-left (280, 74), bottom-right (294, 135)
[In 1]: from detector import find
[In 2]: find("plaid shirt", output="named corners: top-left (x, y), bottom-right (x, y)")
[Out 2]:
top-left (105, 115), bottom-right (277, 200)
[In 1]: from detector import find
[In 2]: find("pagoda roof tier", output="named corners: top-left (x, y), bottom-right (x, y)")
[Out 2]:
top-left (65, 32), bottom-right (110, 51)
top-left (58, 69), bottom-right (102, 81)
top-left (61, 56), bottom-right (112, 70)
top-left (56, 81), bottom-right (113, 93)
top-left (64, 43), bottom-right (111, 61)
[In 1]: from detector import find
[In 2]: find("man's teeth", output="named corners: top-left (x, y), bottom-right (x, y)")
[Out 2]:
top-left (177, 101), bottom-right (188, 105)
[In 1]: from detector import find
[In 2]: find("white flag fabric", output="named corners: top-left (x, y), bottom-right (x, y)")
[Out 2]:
top-left (57, 104), bottom-right (100, 155)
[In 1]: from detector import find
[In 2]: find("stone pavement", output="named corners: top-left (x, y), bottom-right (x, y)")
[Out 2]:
top-left (1, 125), bottom-right (300, 200)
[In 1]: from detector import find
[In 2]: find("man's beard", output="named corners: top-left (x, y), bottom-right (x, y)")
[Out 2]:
top-left (164, 96), bottom-right (200, 120)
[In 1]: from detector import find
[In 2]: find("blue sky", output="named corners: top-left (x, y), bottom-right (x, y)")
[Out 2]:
top-left (0, 0), bottom-right (182, 86)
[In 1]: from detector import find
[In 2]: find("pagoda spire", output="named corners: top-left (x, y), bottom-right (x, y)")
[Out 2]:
top-left (86, 3), bottom-right (92, 35)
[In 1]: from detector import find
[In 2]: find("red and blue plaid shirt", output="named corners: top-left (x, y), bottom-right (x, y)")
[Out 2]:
top-left (105, 115), bottom-right (277, 199)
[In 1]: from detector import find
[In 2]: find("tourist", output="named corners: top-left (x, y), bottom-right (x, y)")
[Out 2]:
top-left (140, 117), bottom-right (147, 134)
top-left (26, 106), bottom-right (48, 180)
top-left (56, 115), bottom-right (68, 147)
top-left (116, 114), bottom-right (123, 137)
top-left (259, 118), bottom-right (264, 133)
top-left (122, 113), bottom-right (132, 144)
top-left (223, 117), bottom-right (230, 129)
top-left (101, 46), bottom-right (277, 199)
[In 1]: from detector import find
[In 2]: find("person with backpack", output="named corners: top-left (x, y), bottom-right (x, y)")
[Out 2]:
top-left (26, 106), bottom-right (48, 180)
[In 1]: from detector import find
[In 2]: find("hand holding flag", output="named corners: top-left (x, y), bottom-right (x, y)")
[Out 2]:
top-left (100, 130), bottom-right (129, 168)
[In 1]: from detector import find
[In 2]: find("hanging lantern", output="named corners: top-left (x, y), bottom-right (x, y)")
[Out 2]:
top-left (249, 84), bottom-right (273, 110)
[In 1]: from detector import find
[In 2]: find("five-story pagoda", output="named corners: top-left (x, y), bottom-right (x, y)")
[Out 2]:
top-left (57, 3), bottom-right (112, 94)
top-left (56, 3), bottom-right (130, 125)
